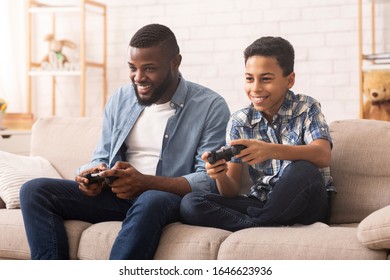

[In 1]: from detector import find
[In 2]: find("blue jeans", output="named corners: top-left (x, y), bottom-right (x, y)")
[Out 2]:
top-left (19, 178), bottom-right (181, 259)
top-left (180, 161), bottom-right (329, 232)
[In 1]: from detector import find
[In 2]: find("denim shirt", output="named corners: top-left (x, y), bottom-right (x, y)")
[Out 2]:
top-left (227, 90), bottom-right (335, 194)
top-left (79, 76), bottom-right (230, 192)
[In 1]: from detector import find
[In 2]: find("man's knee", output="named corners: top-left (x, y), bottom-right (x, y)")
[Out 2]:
top-left (19, 178), bottom-right (47, 206)
top-left (138, 190), bottom-right (178, 202)
top-left (135, 190), bottom-right (181, 214)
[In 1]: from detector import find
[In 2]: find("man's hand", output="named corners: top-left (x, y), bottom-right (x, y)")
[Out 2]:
top-left (99, 161), bottom-right (146, 200)
top-left (75, 163), bottom-right (107, 196)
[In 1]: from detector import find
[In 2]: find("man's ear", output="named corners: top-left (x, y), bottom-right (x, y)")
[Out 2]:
top-left (171, 54), bottom-right (182, 69)
top-left (287, 72), bottom-right (295, 88)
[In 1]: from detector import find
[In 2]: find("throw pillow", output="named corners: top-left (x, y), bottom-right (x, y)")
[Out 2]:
top-left (357, 205), bottom-right (390, 250)
top-left (0, 151), bottom-right (62, 209)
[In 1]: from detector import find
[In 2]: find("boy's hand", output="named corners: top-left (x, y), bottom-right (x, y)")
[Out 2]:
top-left (230, 139), bottom-right (270, 165)
top-left (202, 151), bottom-right (228, 180)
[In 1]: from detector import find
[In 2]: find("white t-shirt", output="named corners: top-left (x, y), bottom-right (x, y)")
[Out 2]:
top-left (125, 102), bottom-right (175, 175)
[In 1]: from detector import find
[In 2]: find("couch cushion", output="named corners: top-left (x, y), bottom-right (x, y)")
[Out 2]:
top-left (30, 117), bottom-right (102, 180)
top-left (154, 223), bottom-right (231, 260)
top-left (77, 221), bottom-right (122, 260)
top-left (64, 220), bottom-right (94, 260)
top-left (218, 224), bottom-right (387, 260)
top-left (0, 151), bottom-right (61, 209)
top-left (329, 119), bottom-right (390, 224)
top-left (357, 205), bottom-right (390, 250)
top-left (0, 209), bottom-right (91, 260)
top-left (0, 209), bottom-right (30, 259)
top-left (77, 222), bottom-right (231, 260)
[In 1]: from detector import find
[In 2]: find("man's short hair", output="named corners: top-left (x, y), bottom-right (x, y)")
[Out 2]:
top-left (244, 36), bottom-right (294, 76)
top-left (129, 23), bottom-right (180, 59)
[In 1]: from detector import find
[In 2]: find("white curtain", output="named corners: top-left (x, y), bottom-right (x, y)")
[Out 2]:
top-left (0, 0), bottom-right (26, 112)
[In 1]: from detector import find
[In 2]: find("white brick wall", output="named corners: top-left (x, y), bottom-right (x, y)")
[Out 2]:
top-left (31, 0), bottom-right (390, 124)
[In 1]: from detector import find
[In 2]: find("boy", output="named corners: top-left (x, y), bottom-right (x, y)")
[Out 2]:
top-left (180, 36), bottom-right (335, 231)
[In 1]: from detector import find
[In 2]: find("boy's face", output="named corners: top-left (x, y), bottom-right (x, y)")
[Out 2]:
top-left (245, 55), bottom-right (295, 122)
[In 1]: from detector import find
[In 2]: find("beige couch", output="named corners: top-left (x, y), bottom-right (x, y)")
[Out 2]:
top-left (1, 117), bottom-right (390, 260)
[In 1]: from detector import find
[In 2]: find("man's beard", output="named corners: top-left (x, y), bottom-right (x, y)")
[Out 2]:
top-left (134, 72), bottom-right (173, 106)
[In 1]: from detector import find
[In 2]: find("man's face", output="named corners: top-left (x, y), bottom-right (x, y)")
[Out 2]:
top-left (128, 46), bottom-right (178, 106)
top-left (244, 55), bottom-right (295, 122)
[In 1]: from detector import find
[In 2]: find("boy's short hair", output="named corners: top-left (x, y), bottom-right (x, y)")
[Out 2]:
top-left (244, 36), bottom-right (294, 76)
top-left (129, 23), bottom-right (180, 59)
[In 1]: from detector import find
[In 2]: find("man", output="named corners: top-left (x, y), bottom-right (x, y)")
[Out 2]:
top-left (181, 36), bottom-right (335, 231)
top-left (20, 24), bottom-right (230, 259)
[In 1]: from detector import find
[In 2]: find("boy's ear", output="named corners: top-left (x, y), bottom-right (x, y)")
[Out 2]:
top-left (287, 72), bottom-right (295, 88)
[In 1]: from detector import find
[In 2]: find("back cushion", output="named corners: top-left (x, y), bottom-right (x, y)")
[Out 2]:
top-left (329, 119), bottom-right (390, 224)
top-left (30, 117), bottom-right (102, 180)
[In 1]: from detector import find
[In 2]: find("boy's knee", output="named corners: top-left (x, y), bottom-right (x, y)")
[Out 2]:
top-left (180, 192), bottom-right (193, 211)
top-left (181, 192), bottom-right (202, 209)
top-left (290, 160), bottom-right (323, 182)
top-left (292, 160), bottom-right (317, 172)
top-left (180, 192), bottom-right (205, 224)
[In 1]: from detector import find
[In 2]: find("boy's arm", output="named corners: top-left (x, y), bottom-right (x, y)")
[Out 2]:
top-left (201, 152), bottom-right (243, 198)
top-left (230, 138), bottom-right (331, 168)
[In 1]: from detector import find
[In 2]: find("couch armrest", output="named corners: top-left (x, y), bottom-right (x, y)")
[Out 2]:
top-left (357, 205), bottom-right (390, 250)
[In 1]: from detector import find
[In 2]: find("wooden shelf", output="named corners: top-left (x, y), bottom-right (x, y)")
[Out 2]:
top-left (0, 113), bottom-right (35, 131)
top-left (362, 64), bottom-right (390, 71)
top-left (28, 70), bottom-right (82, 76)
top-left (358, 0), bottom-right (390, 119)
top-left (26, 0), bottom-right (107, 117)
top-left (28, 6), bottom-right (81, 13)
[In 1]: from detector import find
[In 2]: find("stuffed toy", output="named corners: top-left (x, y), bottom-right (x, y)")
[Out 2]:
top-left (41, 34), bottom-right (77, 68)
top-left (362, 70), bottom-right (390, 122)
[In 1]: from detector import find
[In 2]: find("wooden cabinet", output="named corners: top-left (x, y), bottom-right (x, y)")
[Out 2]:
top-left (0, 130), bottom-right (31, 156)
top-left (358, 0), bottom-right (390, 118)
top-left (26, 0), bottom-right (107, 116)
top-left (0, 113), bottom-right (34, 156)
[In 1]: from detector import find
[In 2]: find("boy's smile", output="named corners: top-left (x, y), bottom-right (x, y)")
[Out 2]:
top-left (245, 55), bottom-right (295, 122)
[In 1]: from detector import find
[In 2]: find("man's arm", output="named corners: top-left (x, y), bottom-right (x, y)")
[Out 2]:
top-left (181, 97), bottom-right (231, 193)
top-left (100, 161), bottom-right (191, 199)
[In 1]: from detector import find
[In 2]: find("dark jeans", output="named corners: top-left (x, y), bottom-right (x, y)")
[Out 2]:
top-left (180, 161), bottom-right (329, 232)
top-left (19, 178), bottom-right (181, 259)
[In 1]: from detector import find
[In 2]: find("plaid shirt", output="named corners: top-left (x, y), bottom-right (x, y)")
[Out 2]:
top-left (227, 90), bottom-right (335, 197)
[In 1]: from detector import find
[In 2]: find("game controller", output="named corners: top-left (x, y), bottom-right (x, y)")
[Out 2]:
top-left (83, 172), bottom-right (118, 185)
top-left (207, 144), bottom-right (247, 164)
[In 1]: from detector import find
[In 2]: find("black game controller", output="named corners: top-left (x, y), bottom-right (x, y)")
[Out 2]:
top-left (83, 172), bottom-right (118, 185)
top-left (207, 144), bottom-right (247, 164)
